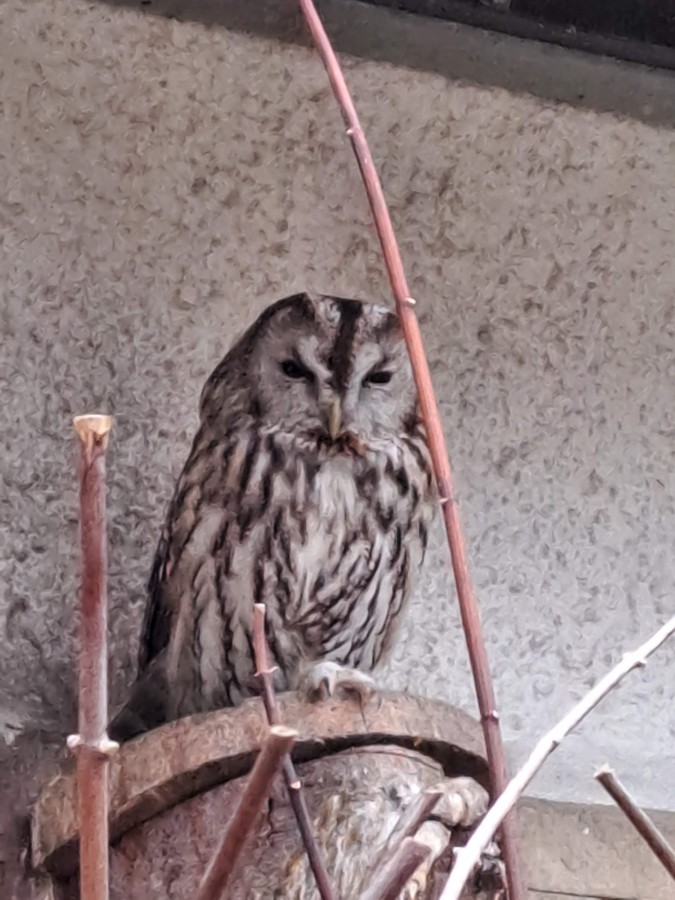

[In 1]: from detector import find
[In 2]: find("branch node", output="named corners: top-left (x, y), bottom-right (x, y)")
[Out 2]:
top-left (66, 734), bottom-right (82, 752)
top-left (67, 734), bottom-right (119, 758)
top-left (98, 737), bottom-right (120, 757)
top-left (258, 666), bottom-right (279, 678)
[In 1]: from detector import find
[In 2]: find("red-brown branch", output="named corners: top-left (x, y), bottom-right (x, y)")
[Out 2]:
top-left (252, 604), bottom-right (336, 900)
top-left (440, 612), bottom-right (675, 899)
top-left (196, 725), bottom-right (298, 900)
top-left (295, 3), bottom-right (525, 899)
top-left (69, 414), bottom-right (117, 900)
top-left (367, 788), bottom-right (442, 878)
top-left (361, 837), bottom-right (431, 900)
top-left (595, 766), bottom-right (675, 882)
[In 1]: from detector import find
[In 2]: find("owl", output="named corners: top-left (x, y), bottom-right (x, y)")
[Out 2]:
top-left (110, 292), bottom-right (435, 741)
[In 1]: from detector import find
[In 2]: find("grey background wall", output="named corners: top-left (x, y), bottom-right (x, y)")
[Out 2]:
top-left (1, 0), bottom-right (674, 835)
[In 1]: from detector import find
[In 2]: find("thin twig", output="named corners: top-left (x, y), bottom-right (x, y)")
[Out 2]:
top-left (361, 837), bottom-right (431, 900)
top-left (196, 725), bottom-right (298, 900)
top-left (69, 415), bottom-right (118, 900)
top-left (367, 788), bottom-right (442, 877)
top-left (252, 603), bottom-right (281, 724)
top-left (295, 3), bottom-right (525, 899)
top-left (595, 765), bottom-right (675, 881)
top-left (440, 613), bottom-right (675, 900)
top-left (252, 604), bottom-right (336, 900)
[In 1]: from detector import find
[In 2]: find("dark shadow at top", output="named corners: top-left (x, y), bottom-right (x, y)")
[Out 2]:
top-left (99, 0), bottom-right (675, 127)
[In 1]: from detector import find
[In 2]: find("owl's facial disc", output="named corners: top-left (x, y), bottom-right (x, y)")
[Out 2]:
top-left (231, 294), bottom-right (418, 450)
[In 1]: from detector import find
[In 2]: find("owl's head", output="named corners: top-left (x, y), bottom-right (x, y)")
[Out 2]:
top-left (201, 292), bottom-right (419, 448)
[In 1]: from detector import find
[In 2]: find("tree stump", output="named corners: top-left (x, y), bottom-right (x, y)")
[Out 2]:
top-left (32, 692), bottom-right (500, 898)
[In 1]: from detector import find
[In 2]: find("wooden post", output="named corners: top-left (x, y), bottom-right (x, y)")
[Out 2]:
top-left (69, 414), bottom-right (117, 900)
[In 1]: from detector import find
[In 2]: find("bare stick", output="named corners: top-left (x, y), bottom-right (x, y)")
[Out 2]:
top-left (196, 726), bottom-right (297, 900)
top-left (295, 3), bottom-right (525, 898)
top-left (252, 604), bottom-right (336, 900)
top-left (252, 603), bottom-right (282, 724)
top-left (440, 613), bottom-right (675, 900)
top-left (595, 766), bottom-right (675, 881)
top-left (367, 788), bottom-right (442, 877)
top-left (361, 837), bottom-right (431, 900)
top-left (69, 415), bottom-right (118, 900)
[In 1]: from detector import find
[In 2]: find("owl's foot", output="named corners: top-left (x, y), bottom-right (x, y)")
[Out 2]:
top-left (432, 775), bottom-right (489, 828)
top-left (297, 660), bottom-right (377, 704)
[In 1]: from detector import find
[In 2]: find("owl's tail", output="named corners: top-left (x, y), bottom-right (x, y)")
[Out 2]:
top-left (108, 658), bottom-right (171, 743)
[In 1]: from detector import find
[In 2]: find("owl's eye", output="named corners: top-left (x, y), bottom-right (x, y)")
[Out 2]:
top-left (281, 358), bottom-right (314, 381)
top-left (363, 370), bottom-right (393, 386)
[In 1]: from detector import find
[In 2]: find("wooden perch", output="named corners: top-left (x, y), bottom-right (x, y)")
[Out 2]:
top-left (295, 3), bottom-right (525, 898)
top-left (252, 604), bottom-right (336, 900)
top-left (196, 725), bottom-right (298, 900)
top-left (440, 612), bottom-right (675, 900)
top-left (595, 766), bottom-right (675, 881)
top-left (69, 414), bottom-right (117, 900)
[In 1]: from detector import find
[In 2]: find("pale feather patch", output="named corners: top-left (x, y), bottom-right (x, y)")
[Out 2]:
top-left (184, 506), bottom-right (226, 558)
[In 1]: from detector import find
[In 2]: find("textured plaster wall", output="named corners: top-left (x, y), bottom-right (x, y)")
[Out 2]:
top-left (1, 0), bottom-right (675, 831)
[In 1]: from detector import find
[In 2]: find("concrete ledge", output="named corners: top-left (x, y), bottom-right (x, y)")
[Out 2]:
top-left (520, 797), bottom-right (675, 900)
top-left (530, 894), bottom-right (620, 900)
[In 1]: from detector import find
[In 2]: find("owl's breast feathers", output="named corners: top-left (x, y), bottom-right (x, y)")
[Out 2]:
top-left (135, 421), bottom-right (434, 719)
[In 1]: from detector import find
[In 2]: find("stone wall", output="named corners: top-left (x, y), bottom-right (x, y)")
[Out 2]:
top-left (2, 0), bottom-right (674, 855)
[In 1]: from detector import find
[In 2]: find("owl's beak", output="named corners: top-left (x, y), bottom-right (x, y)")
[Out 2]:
top-left (328, 397), bottom-right (342, 440)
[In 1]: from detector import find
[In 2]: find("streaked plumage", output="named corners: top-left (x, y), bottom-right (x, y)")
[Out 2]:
top-left (111, 292), bottom-right (435, 741)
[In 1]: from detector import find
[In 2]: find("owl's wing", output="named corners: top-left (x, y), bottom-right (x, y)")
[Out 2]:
top-left (137, 524), bottom-right (172, 673)
top-left (136, 440), bottom-right (213, 674)
top-left (111, 432), bottom-right (229, 740)
top-left (108, 519), bottom-right (176, 741)
top-left (135, 424), bottom-right (261, 677)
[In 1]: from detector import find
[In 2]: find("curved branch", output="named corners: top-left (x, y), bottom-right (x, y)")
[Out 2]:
top-left (294, 3), bottom-right (525, 898)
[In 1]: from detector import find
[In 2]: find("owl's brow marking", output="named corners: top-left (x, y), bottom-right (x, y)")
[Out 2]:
top-left (374, 311), bottom-right (400, 336)
top-left (329, 299), bottom-right (363, 392)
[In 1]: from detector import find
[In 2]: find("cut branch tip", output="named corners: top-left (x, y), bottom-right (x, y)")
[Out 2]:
top-left (269, 725), bottom-right (298, 741)
top-left (73, 414), bottom-right (113, 443)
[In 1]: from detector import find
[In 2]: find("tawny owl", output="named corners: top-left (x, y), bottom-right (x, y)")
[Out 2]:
top-left (110, 292), bottom-right (435, 741)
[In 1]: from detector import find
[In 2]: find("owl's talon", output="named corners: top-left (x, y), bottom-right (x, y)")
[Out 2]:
top-left (297, 661), bottom-right (377, 705)
top-left (432, 776), bottom-right (489, 829)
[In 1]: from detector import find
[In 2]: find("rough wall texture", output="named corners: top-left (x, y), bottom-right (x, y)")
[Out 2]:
top-left (1, 0), bottom-right (674, 836)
